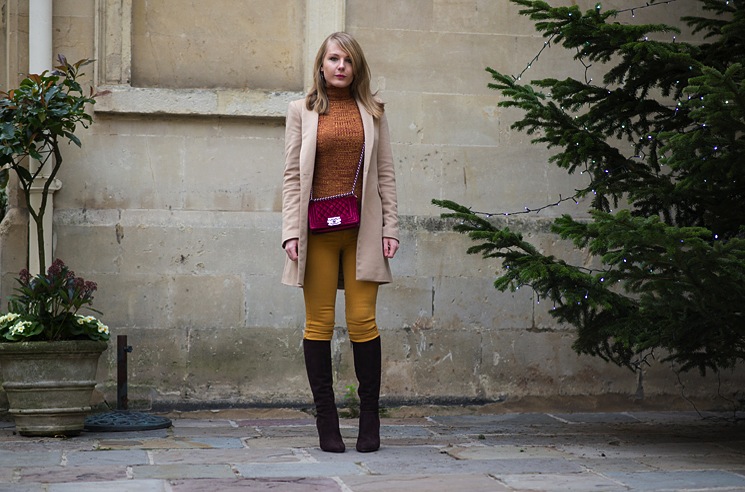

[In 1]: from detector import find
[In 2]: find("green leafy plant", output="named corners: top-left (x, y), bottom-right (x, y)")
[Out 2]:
top-left (341, 384), bottom-right (360, 418)
top-left (434, 0), bottom-right (745, 375)
top-left (0, 258), bottom-right (109, 342)
top-left (0, 55), bottom-right (97, 273)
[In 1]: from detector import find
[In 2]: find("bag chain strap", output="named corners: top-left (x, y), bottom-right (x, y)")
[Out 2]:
top-left (310, 143), bottom-right (365, 202)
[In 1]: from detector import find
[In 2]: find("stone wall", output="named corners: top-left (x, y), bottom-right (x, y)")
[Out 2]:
top-left (1, 0), bottom-right (741, 412)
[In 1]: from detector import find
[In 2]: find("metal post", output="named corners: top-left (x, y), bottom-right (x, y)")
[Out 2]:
top-left (85, 336), bottom-right (172, 432)
top-left (117, 335), bottom-right (132, 410)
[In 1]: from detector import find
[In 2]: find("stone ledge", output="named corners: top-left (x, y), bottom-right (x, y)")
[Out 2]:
top-left (94, 85), bottom-right (304, 119)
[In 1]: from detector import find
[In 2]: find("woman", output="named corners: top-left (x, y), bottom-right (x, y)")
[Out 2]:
top-left (281, 32), bottom-right (399, 453)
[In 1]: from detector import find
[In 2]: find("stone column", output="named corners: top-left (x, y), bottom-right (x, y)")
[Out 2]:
top-left (28, 0), bottom-right (58, 275)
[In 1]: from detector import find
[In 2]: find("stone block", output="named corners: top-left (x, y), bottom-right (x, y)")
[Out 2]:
top-left (87, 273), bottom-right (173, 329)
top-left (246, 277), bottom-right (305, 329)
top-left (478, 329), bottom-right (637, 399)
top-left (377, 276), bottom-right (433, 330)
top-left (421, 94), bottom-right (500, 147)
top-left (432, 0), bottom-right (535, 35)
top-left (432, 275), bottom-right (534, 330)
top-left (53, 210), bottom-right (123, 274)
top-left (130, 0), bottom-right (304, 91)
top-left (182, 135), bottom-right (284, 212)
top-left (95, 326), bottom-right (190, 406)
top-left (414, 228), bottom-right (497, 279)
top-left (172, 274), bottom-right (245, 329)
top-left (348, 0), bottom-right (434, 31)
top-left (59, 131), bottom-right (186, 210)
top-left (381, 328), bottom-right (487, 399)
top-left (180, 326), bottom-right (310, 405)
top-left (111, 210), bottom-right (283, 277)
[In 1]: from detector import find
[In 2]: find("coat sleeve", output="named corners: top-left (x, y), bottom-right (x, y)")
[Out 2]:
top-left (376, 112), bottom-right (399, 241)
top-left (281, 101), bottom-right (302, 247)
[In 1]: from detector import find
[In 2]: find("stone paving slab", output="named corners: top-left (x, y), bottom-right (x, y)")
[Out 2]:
top-left (573, 457), bottom-right (660, 473)
top-left (0, 410), bottom-right (742, 491)
top-left (19, 465), bottom-right (130, 484)
top-left (235, 418), bottom-right (316, 427)
top-left (0, 450), bottom-right (63, 466)
top-left (234, 461), bottom-right (364, 478)
top-left (171, 426), bottom-right (262, 438)
top-left (170, 419), bottom-right (236, 428)
top-left (311, 444), bottom-right (586, 476)
top-left (497, 472), bottom-right (629, 492)
top-left (559, 441), bottom-right (740, 459)
top-left (149, 447), bottom-right (300, 465)
top-left (97, 436), bottom-right (243, 450)
top-left (132, 463), bottom-right (236, 480)
top-left (65, 449), bottom-right (150, 466)
top-left (340, 473), bottom-right (510, 491)
top-left (244, 435), bottom-right (319, 449)
top-left (445, 443), bottom-right (569, 460)
top-left (169, 477), bottom-right (344, 491)
top-left (604, 470), bottom-right (745, 491)
top-left (550, 412), bottom-right (642, 423)
top-left (0, 485), bottom-right (46, 492)
top-left (48, 479), bottom-right (168, 491)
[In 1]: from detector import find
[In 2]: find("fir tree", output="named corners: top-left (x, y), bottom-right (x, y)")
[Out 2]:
top-left (434, 0), bottom-right (745, 374)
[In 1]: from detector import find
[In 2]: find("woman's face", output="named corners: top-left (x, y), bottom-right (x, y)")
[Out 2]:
top-left (321, 41), bottom-right (354, 89)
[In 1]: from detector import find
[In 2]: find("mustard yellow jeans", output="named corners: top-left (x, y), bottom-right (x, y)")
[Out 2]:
top-left (303, 228), bottom-right (380, 343)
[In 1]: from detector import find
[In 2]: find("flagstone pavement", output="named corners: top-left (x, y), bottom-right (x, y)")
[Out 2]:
top-left (0, 408), bottom-right (742, 491)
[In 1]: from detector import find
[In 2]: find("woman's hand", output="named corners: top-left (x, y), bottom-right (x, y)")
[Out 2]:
top-left (383, 237), bottom-right (399, 259)
top-left (284, 238), bottom-right (299, 261)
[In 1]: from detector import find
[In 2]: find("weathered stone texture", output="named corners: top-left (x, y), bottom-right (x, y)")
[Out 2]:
top-left (130, 0), bottom-right (305, 91)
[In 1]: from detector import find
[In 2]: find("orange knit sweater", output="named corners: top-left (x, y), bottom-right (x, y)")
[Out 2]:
top-left (312, 87), bottom-right (364, 201)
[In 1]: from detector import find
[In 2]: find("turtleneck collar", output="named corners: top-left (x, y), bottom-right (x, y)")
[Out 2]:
top-left (326, 85), bottom-right (353, 101)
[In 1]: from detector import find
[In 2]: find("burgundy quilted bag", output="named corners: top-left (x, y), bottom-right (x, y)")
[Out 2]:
top-left (308, 144), bottom-right (364, 234)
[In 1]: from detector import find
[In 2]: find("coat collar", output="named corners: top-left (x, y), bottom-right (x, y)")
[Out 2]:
top-left (300, 98), bottom-right (374, 177)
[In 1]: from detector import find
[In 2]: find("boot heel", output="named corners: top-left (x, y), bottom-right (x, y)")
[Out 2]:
top-left (356, 410), bottom-right (380, 452)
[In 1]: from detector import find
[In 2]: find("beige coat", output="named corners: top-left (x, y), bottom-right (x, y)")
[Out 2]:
top-left (281, 98), bottom-right (399, 287)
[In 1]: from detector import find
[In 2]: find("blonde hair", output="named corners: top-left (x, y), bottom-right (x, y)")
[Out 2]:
top-left (306, 32), bottom-right (385, 118)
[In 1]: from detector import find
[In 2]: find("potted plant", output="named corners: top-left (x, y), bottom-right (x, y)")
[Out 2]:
top-left (0, 56), bottom-right (108, 437)
top-left (0, 260), bottom-right (110, 436)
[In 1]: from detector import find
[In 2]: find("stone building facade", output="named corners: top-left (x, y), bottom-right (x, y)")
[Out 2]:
top-left (0, 0), bottom-right (740, 411)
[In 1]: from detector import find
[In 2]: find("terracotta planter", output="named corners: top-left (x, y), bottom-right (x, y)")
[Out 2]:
top-left (0, 340), bottom-right (108, 436)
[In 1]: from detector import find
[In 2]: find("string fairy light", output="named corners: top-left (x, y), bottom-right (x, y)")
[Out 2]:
top-left (485, 0), bottom-right (685, 219)
top-left (512, 0), bottom-right (680, 81)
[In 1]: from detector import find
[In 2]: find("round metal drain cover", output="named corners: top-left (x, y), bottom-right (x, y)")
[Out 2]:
top-left (85, 411), bottom-right (172, 432)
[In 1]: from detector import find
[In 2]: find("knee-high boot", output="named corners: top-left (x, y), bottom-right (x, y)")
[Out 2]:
top-left (303, 339), bottom-right (345, 453)
top-left (352, 336), bottom-right (381, 452)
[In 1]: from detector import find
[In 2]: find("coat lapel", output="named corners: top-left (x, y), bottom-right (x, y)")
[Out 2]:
top-left (357, 100), bottom-right (375, 182)
top-left (300, 107), bottom-right (319, 202)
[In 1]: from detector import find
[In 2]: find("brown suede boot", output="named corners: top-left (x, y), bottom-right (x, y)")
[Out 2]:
top-left (303, 339), bottom-right (345, 453)
top-left (352, 336), bottom-right (381, 452)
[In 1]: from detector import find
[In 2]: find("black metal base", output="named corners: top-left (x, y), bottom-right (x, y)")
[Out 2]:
top-left (84, 410), bottom-right (172, 432)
